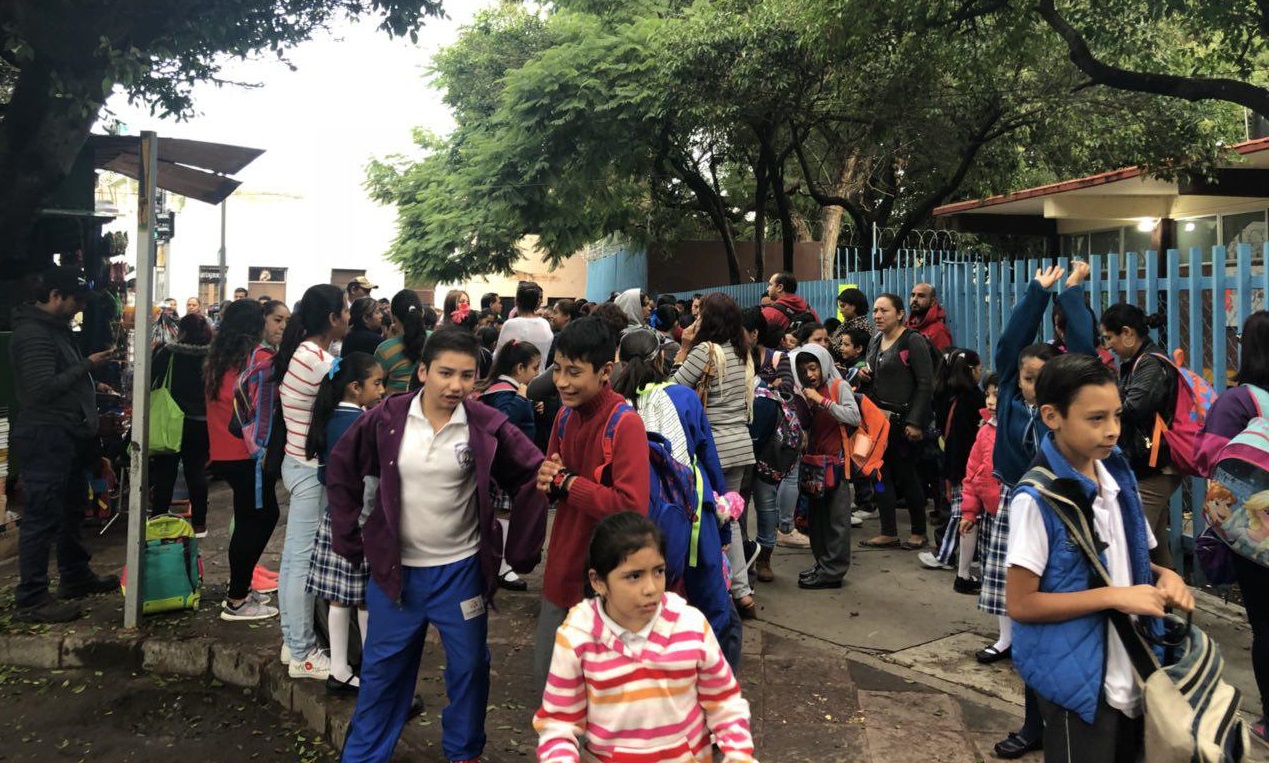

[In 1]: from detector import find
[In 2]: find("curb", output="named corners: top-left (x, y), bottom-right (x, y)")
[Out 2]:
top-left (0, 627), bottom-right (373, 754)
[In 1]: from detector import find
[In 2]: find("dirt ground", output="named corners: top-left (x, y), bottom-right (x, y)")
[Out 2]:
top-left (0, 664), bottom-right (338, 762)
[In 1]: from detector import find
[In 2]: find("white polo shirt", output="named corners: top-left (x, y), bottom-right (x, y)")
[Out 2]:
top-left (396, 395), bottom-right (480, 567)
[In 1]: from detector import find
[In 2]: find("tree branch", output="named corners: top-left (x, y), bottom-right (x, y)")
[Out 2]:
top-left (1038, 0), bottom-right (1269, 118)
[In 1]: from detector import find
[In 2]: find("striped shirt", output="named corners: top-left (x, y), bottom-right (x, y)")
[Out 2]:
top-left (534, 592), bottom-right (755, 763)
top-left (280, 341), bottom-right (332, 466)
top-left (673, 343), bottom-right (754, 470)
top-left (375, 336), bottom-right (416, 394)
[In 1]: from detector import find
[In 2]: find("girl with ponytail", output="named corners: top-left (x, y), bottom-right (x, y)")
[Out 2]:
top-left (376, 289), bottom-right (427, 394)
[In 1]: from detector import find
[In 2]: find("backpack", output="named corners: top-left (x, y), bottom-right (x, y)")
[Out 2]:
top-left (752, 383), bottom-right (806, 484)
top-left (1134, 348), bottom-right (1217, 476)
top-left (120, 515), bottom-right (203, 615)
top-left (229, 347), bottom-right (285, 506)
top-left (826, 379), bottom-right (891, 481)
top-left (1202, 384), bottom-right (1269, 571)
top-left (553, 403), bottom-right (701, 584)
top-left (904, 329), bottom-right (944, 385)
top-left (774, 302), bottom-right (817, 334)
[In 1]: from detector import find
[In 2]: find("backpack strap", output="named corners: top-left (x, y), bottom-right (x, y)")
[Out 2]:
top-left (481, 380), bottom-right (519, 397)
top-left (1018, 467), bottom-right (1162, 681)
top-left (1247, 384), bottom-right (1269, 417)
top-left (601, 403), bottom-right (635, 466)
top-left (552, 406), bottom-right (574, 446)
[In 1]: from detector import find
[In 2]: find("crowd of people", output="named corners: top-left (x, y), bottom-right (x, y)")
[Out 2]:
top-left (9, 263), bottom-right (1269, 762)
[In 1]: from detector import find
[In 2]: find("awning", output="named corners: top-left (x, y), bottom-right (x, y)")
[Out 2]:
top-left (88, 135), bottom-right (265, 205)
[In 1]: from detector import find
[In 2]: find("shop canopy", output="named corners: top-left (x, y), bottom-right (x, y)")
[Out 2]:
top-left (89, 135), bottom-right (264, 206)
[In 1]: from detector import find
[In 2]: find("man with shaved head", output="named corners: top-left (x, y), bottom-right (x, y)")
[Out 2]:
top-left (907, 283), bottom-right (952, 352)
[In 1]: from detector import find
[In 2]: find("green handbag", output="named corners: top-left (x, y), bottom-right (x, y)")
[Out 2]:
top-left (149, 356), bottom-right (185, 454)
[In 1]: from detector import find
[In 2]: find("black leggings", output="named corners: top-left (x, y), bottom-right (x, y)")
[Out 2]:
top-left (150, 418), bottom-right (210, 526)
top-left (876, 431), bottom-right (928, 538)
top-left (218, 459), bottom-right (281, 600)
top-left (1234, 552), bottom-right (1269, 720)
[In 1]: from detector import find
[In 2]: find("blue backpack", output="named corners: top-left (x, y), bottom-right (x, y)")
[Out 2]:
top-left (554, 403), bottom-right (700, 583)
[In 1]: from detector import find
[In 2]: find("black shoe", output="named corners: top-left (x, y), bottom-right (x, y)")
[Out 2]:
top-left (14, 599), bottom-right (83, 623)
top-left (953, 576), bottom-right (981, 595)
top-left (976, 645), bottom-right (1011, 664)
top-left (993, 732), bottom-right (1042, 759)
top-left (325, 674), bottom-right (360, 696)
top-left (498, 572), bottom-right (528, 592)
top-left (58, 572), bottom-right (120, 600)
top-left (798, 575), bottom-right (843, 590)
top-left (407, 694), bottom-right (425, 720)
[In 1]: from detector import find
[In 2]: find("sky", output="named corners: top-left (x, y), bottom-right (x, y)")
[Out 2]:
top-left (100, 2), bottom-right (493, 302)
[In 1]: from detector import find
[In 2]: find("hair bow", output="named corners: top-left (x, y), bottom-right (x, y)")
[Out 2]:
top-left (327, 356), bottom-right (343, 380)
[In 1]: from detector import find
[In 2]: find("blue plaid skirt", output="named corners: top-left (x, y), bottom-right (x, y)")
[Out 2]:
top-left (976, 484), bottom-right (1013, 616)
top-left (934, 485), bottom-right (964, 565)
top-left (305, 510), bottom-right (368, 607)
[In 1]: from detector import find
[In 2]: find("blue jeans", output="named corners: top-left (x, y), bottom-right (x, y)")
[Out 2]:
top-left (777, 465), bottom-right (799, 533)
top-left (343, 557), bottom-right (489, 762)
top-left (752, 477), bottom-right (779, 549)
top-left (280, 455), bottom-right (323, 659)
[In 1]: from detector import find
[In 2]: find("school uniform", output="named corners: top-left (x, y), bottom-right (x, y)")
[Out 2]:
top-left (1007, 435), bottom-right (1160, 762)
top-left (325, 392), bottom-right (547, 763)
top-left (306, 404), bottom-right (369, 608)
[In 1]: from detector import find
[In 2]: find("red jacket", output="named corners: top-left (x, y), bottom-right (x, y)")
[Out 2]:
top-left (907, 301), bottom-right (953, 352)
top-left (959, 409), bottom-right (1001, 522)
top-left (761, 294), bottom-right (819, 331)
top-left (543, 385), bottom-right (651, 609)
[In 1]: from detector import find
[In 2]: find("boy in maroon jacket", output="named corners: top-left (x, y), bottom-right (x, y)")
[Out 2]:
top-left (326, 329), bottom-right (547, 763)
top-left (533, 317), bottom-right (651, 689)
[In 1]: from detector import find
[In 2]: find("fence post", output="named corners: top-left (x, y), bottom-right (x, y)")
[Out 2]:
top-left (1108, 252), bottom-right (1121, 305)
top-left (1238, 243), bottom-right (1253, 329)
top-left (974, 262), bottom-right (986, 364)
top-left (1126, 251), bottom-right (1139, 306)
top-left (1188, 247), bottom-right (1203, 379)
top-left (1212, 245), bottom-right (1228, 394)
top-left (1089, 254), bottom-right (1103, 313)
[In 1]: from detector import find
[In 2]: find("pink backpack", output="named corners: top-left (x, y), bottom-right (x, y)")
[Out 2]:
top-left (1135, 348), bottom-right (1217, 477)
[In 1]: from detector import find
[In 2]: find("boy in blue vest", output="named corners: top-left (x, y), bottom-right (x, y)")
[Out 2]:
top-left (1006, 353), bottom-right (1192, 761)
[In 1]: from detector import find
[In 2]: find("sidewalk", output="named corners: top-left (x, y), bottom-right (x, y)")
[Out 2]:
top-left (0, 480), bottom-right (1263, 761)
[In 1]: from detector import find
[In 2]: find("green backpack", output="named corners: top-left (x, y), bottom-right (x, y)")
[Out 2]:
top-left (149, 357), bottom-right (185, 454)
top-left (121, 515), bottom-right (203, 614)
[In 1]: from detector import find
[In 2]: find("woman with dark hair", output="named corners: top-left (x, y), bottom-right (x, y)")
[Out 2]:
top-left (1197, 310), bottom-right (1269, 745)
top-left (149, 314), bottom-right (213, 530)
top-left (205, 300), bottom-right (280, 622)
top-left (375, 289), bottom-right (428, 394)
top-left (672, 292), bottom-right (757, 616)
top-left (860, 293), bottom-right (935, 550)
top-left (442, 289), bottom-right (471, 326)
top-left (831, 287), bottom-right (874, 370)
top-left (341, 296), bottom-right (385, 357)
top-left (1100, 302), bottom-right (1178, 567)
top-left (497, 281), bottom-right (553, 371)
top-left (275, 283), bottom-right (349, 681)
top-left (262, 300), bottom-right (290, 350)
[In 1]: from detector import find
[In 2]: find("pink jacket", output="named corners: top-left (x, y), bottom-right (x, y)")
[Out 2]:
top-left (960, 409), bottom-right (1000, 523)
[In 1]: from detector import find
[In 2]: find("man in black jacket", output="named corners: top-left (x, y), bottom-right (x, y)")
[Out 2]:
top-left (10, 266), bottom-right (119, 623)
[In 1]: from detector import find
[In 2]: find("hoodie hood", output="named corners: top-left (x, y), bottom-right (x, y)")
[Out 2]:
top-left (907, 300), bottom-right (947, 331)
top-left (614, 288), bottom-right (644, 327)
top-left (789, 343), bottom-right (841, 393)
top-left (774, 294), bottom-right (812, 314)
top-left (164, 341), bottom-right (210, 356)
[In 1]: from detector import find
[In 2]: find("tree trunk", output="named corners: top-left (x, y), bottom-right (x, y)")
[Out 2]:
top-left (0, 56), bottom-right (107, 266)
top-left (752, 152), bottom-right (768, 283)
top-left (819, 205), bottom-right (844, 280)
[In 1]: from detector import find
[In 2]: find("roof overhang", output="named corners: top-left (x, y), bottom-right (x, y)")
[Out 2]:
top-left (88, 135), bottom-right (265, 205)
top-left (935, 137), bottom-right (1269, 234)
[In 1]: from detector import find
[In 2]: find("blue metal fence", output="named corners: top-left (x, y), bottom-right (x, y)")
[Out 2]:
top-left (664, 244), bottom-right (1269, 570)
top-left (585, 246), bottom-right (648, 304)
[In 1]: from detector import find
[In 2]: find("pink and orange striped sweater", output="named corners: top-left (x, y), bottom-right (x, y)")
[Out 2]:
top-left (534, 592), bottom-right (755, 762)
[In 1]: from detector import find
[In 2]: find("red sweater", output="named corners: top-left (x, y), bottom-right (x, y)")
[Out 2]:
top-left (207, 368), bottom-right (248, 462)
top-left (959, 409), bottom-right (1001, 522)
top-left (543, 385), bottom-right (650, 609)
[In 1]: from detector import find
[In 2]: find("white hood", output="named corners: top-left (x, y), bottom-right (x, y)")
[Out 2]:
top-left (788, 343), bottom-right (841, 393)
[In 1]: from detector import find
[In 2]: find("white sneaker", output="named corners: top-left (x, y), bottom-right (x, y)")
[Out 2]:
top-left (918, 551), bottom-right (953, 571)
top-left (776, 529), bottom-right (811, 549)
top-left (289, 649), bottom-right (331, 680)
top-left (220, 599), bottom-right (279, 622)
top-left (850, 515), bottom-right (863, 528)
top-left (852, 509), bottom-right (879, 521)
top-left (280, 643), bottom-right (291, 665)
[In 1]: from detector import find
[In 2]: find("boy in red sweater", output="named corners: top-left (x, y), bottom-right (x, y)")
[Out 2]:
top-left (533, 317), bottom-right (650, 689)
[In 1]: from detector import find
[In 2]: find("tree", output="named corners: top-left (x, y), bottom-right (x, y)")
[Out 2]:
top-left (1035, 0), bottom-right (1269, 117)
top-left (0, 0), bottom-right (444, 266)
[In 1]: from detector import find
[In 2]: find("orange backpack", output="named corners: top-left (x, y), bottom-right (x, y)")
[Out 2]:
top-left (827, 379), bottom-right (891, 480)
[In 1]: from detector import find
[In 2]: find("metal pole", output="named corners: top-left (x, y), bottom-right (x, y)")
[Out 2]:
top-left (124, 131), bottom-right (158, 628)
top-left (218, 200), bottom-right (227, 303)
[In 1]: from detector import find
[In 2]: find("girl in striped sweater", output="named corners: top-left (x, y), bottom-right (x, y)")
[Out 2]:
top-left (534, 512), bottom-right (756, 762)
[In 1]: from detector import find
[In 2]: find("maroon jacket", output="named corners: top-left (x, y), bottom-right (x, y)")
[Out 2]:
top-left (761, 294), bottom-right (819, 331)
top-left (326, 391), bottom-right (548, 603)
top-left (906, 301), bottom-right (953, 352)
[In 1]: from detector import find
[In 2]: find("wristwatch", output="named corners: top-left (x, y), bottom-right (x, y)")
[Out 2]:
top-left (548, 468), bottom-right (575, 501)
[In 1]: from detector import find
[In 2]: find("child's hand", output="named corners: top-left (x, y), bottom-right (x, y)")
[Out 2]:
top-left (958, 518), bottom-right (975, 536)
top-left (537, 454), bottom-right (565, 493)
top-left (1155, 568), bottom-right (1194, 612)
top-left (804, 388), bottom-right (824, 406)
top-left (1113, 584), bottom-right (1167, 617)
top-left (1034, 265), bottom-right (1065, 290)
top-left (1064, 260), bottom-right (1091, 288)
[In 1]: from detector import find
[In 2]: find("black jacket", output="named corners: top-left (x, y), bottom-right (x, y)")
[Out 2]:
top-left (865, 328), bottom-right (935, 430)
top-left (936, 385), bottom-right (987, 484)
top-left (10, 304), bottom-right (99, 438)
top-left (1118, 340), bottom-right (1176, 474)
top-left (151, 342), bottom-right (209, 419)
top-left (340, 327), bottom-right (384, 358)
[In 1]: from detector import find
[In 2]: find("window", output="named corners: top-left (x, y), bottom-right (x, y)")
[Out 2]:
top-left (1089, 228), bottom-right (1121, 256)
top-left (198, 266), bottom-right (223, 306)
top-left (1222, 210), bottom-right (1267, 253)
top-left (1177, 216), bottom-right (1218, 254)
top-left (331, 268), bottom-right (366, 290)
top-left (249, 266), bottom-right (287, 303)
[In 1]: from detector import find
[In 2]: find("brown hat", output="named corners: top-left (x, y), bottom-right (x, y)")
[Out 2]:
top-left (348, 276), bottom-right (377, 291)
